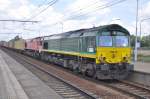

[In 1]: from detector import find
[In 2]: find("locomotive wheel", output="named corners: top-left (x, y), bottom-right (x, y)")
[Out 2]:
top-left (86, 69), bottom-right (95, 77)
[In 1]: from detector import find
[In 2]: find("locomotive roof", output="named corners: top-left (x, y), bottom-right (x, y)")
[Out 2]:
top-left (44, 24), bottom-right (130, 40)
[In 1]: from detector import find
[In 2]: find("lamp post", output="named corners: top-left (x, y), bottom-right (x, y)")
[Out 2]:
top-left (140, 18), bottom-right (150, 41)
top-left (134, 0), bottom-right (139, 62)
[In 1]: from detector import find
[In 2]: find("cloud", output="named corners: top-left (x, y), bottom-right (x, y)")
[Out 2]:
top-left (24, 0), bottom-right (112, 38)
top-left (109, 0), bottom-right (150, 36)
top-left (0, 0), bottom-right (38, 40)
top-left (0, 0), bottom-right (150, 41)
top-left (65, 0), bottom-right (110, 19)
top-left (9, 5), bottom-right (31, 19)
top-left (138, 1), bottom-right (150, 36)
top-left (0, 0), bottom-right (64, 40)
top-left (50, 0), bottom-right (111, 34)
top-left (140, 1), bottom-right (150, 18)
top-left (0, 0), bottom-right (112, 40)
top-left (0, 0), bottom-right (10, 10)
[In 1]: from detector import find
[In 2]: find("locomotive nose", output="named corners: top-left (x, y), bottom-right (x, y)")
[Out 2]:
top-left (99, 50), bottom-right (121, 63)
top-left (96, 47), bottom-right (131, 64)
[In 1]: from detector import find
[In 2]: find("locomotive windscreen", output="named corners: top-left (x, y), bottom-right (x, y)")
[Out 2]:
top-left (99, 31), bottom-right (129, 47)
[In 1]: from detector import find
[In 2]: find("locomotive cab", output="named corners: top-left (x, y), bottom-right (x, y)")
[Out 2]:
top-left (95, 26), bottom-right (133, 79)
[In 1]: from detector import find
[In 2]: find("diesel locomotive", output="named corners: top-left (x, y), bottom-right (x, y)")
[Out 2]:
top-left (2, 24), bottom-right (134, 80)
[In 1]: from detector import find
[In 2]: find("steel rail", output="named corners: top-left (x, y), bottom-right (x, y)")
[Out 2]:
top-left (3, 48), bottom-right (150, 99)
top-left (3, 48), bottom-right (97, 99)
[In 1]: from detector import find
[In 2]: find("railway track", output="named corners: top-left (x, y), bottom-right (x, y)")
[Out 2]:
top-left (3, 48), bottom-right (150, 99)
top-left (107, 80), bottom-right (150, 99)
top-left (4, 49), bottom-right (96, 99)
top-left (82, 76), bottom-right (150, 99)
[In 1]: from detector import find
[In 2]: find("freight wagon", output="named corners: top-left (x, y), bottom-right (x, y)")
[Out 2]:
top-left (25, 37), bottom-right (43, 57)
top-left (4, 36), bottom-right (25, 53)
top-left (8, 39), bottom-right (15, 48)
top-left (14, 38), bottom-right (25, 50)
top-left (0, 41), bottom-right (8, 47)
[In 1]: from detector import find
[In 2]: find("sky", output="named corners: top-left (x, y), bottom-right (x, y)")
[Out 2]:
top-left (0, 0), bottom-right (150, 41)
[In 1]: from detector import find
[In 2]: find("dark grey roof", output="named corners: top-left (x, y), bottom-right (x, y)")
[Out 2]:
top-left (43, 24), bottom-right (130, 40)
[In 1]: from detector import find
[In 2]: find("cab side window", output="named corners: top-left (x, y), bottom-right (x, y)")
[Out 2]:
top-left (43, 42), bottom-right (48, 49)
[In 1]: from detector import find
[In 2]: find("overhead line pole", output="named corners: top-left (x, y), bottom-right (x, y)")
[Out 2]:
top-left (0, 33), bottom-right (22, 34)
top-left (134, 0), bottom-right (139, 62)
top-left (0, 20), bottom-right (40, 39)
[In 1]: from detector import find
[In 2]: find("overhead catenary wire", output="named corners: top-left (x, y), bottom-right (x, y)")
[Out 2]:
top-left (24, 0), bottom-right (55, 20)
top-left (65, 0), bottom-right (115, 18)
top-left (20, 0), bottom-right (58, 33)
top-left (64, 0), bottom-right (102, 17)
top-left (22, 0), bottom-right (56, 21)
top-left (26, 0), bottom-right (58, 21)
top-left (40, 0), bottom-right (128, 28)
top-left (23, 0), bottom-right (128, 34)
top-left (68, 0), bottom-right (128, 20)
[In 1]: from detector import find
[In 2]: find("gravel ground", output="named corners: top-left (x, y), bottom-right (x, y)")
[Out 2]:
top-left (15, 52), bottom-right (133, 99)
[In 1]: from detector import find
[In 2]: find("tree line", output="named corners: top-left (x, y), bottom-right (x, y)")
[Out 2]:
top-left (131, 35), bottom-right (150, 47)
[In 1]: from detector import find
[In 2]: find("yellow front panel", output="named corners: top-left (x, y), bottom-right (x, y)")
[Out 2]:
top-left (96, 47), bottom-right (132, 64)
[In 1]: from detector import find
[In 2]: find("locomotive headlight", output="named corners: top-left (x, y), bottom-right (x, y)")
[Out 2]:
top-left (100, 56), bottom-right (106, 63)
top-left (123, 56), bottom-right (128, 62)
top-left (103, 57), bottom-right (106, 61)
top-left (123, 57), bottom-right (127, 60)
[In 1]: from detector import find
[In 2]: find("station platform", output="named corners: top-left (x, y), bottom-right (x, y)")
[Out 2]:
top-left (134, 62), bottom-right (150, 73)
top-left (0, 49), bottom-right (63, 99)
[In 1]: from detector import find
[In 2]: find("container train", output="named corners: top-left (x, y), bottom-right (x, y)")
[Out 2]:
top-left (1, 24), bottom-right (133, 80)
